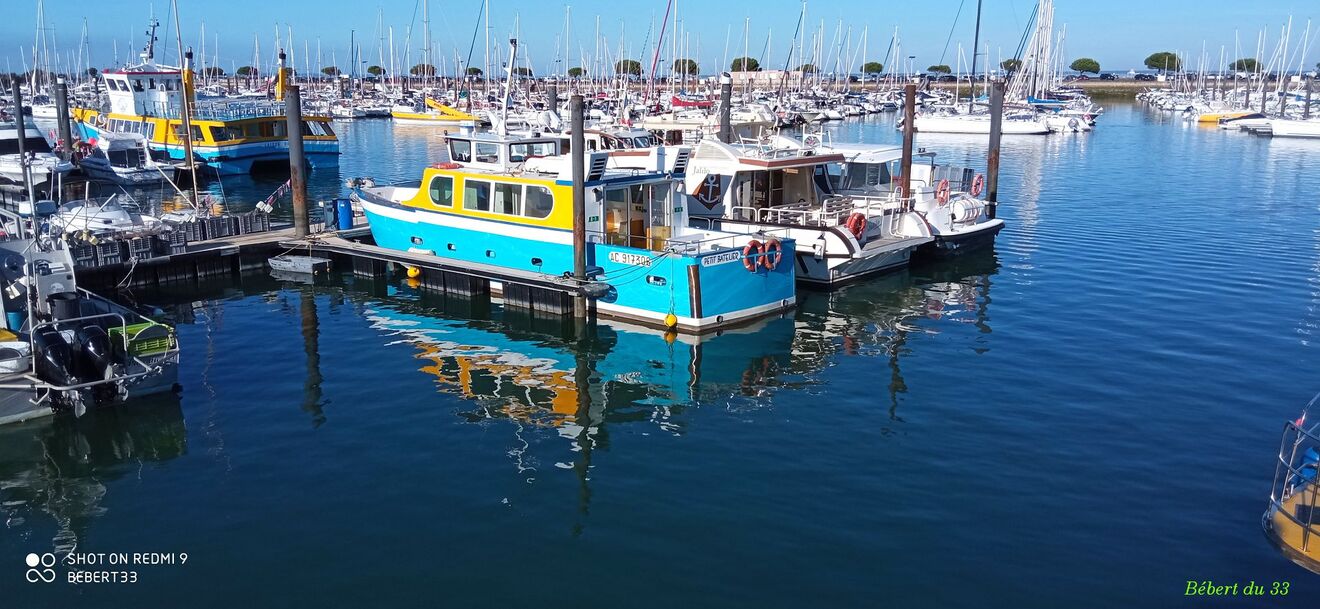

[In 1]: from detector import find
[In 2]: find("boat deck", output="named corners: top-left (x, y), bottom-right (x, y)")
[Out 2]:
top-left (1268, 484), bottom-right (1320, 573)
top-left (863, 235), bottom-right (934, 252)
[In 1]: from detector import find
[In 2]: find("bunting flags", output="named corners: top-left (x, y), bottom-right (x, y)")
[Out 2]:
top-left (256, 179), bottom-right (291, 213)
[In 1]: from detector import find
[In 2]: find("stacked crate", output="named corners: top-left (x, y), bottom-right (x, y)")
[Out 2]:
top-left (71, 244), bottom-right (97, 268)
top-left (95, 241), bottom-right (126, 266)
top-left (127, 236), bottom-right (155, 261)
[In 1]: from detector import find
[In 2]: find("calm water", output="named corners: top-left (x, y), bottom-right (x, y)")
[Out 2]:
top-left (6, 104), bottom-right (1320, 607)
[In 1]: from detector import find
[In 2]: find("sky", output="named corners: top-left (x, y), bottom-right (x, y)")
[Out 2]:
top-left (2, 0), bottom-right (1316, 76)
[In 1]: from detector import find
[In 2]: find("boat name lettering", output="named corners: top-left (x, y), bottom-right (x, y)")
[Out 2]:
top-left (608, 251), bottom-right (652, 267)
top-left (701, 251), bottom-right (741, 267)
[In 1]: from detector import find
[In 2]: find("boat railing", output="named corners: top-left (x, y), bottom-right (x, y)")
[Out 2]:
top-left (731, 194), bottom-right (912, 229)
top-left (1268, 419), bottom-right (1320, 553)
top-left (193, 101), bottom-right (288, 121)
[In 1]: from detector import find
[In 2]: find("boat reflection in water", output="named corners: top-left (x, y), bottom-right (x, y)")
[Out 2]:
top-left (0, 395), bottom-right (186, 554)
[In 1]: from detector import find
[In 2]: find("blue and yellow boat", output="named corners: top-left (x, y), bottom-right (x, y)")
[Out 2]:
top-left (352, 131), bottom-right (797, 332)
top-left (72, 24), bottom-right (337, 176)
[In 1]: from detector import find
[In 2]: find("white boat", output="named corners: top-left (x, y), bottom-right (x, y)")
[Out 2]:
top-left (51, 195), bottom-right (162, 236)
top-left (910, 112), bottom-right (1051, 135)
top-left (677, 136), bottom-right (933, 287)
top-left (810, 140), bottom-right (1005, 257)
top-left (1268, 118), bottom-right (1320, 139)
top-left (269, 254), bottom-right (331, 274)
top-left (0, 116), bottom-right (74, 190)
top-left (77, 132), bottom-right (180, 185)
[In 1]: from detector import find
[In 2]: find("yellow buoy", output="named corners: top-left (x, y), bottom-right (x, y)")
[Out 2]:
top-left (406, 266), bottom-right (421, 278)
top-left (664, 313), bottom-right (678, 328)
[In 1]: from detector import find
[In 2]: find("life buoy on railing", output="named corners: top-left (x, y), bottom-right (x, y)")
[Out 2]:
top-left (844, 212), bottom-right (867, 239)
top-left (742, 239), bottom-right (763, 272)
top-left (935, 179), bottom-right (951, 204)
top-left (93, 114), bottom-right (108, 129)
top-left (432, 162), bottom-right (462, 169)
top-left (971, 173), bottom-right (985, 197)
top-left (761, 239), bottom-right (783, 270)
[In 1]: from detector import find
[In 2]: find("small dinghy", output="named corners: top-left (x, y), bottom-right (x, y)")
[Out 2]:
top-left (268, 255), bottom-right (331, 275)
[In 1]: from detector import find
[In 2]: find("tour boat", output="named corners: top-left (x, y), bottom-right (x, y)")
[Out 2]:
top-left (72, 21), bottom-right (338, 176)
top-left (351, 131), bottom-right (797, 331)
top-left (676, 136), bottom-right (933, 287)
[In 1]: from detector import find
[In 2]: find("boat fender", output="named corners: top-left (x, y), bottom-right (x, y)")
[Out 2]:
top-left (742, 239), bottom-right (763, 272)
top-left (971, 173), bottom-right (985, 197)
top-left (935, 179), bottom-right (951, 204)
top-left (844, 213), bottom-right (867, 239)
top-left (761, 239), bottom-right (783, 270)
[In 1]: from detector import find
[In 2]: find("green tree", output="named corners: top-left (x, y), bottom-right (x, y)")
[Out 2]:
top-left (927, 64), bottom-right (952, 74)
top-left (86, 67), bottom-right (99, 79)
top-left (797, 63), bottom-right (818, 73)
top-left (615, 59), bottom-right (642, 76)
top-left (1069, 57), bottom-right (1100, 74)
top-left (410, 63), bottom-right (436, 77)
top-left (512, 67), bottom-right (533, 77)
top-left (1230, 58), bottom-right (1258, 72)
top-left (235, 65), bottom-right (257, 76)
top-left (673, 58), bottom-right (699, 76)
top-left (730, 56), bottom-right (760, 71)
top-left (1001, 58), bottom-right (1022, 73)
top-left (1143, 52), bottom-right (1182, 72)
top-left (567, 66), bottom-right (585, 78)
top-left (321, 66), bottom-right (340, 76)
top-left (366, 65), bottom-right (384, 76)
top-left (200, 66), bottom-right (225, 77)
top-left (465, 66), bottom-right (483, 76)
top-left (861, 61), bottom-right (884, 74)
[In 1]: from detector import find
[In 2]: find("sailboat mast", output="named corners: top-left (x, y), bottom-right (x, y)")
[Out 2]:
top-left (969, 0), bottom-right (982, 112)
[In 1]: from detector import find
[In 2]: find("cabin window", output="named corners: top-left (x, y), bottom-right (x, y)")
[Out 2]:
top-left (475, 142), bottom-right (500, 163)
top-left (508, 141), bottom-right (556, 162)
top-left (488, 182), bottom-right (520, 215)
top-left (306, 121), bottom-right (325, 136)
top-left (463, 179), bottom-right (491, 212)
top-left (524, 186), bottom-right (553, 219)
top-left (428, 175), bottom-right (454, 206)
top-left (211, 126), bottom-right (237, 142)
top-left (244, 123), bottom-right (262, 137)
top-left (319, 122), bottom-right (335, 137)
top-left (148, 78), bottom-right (156, 89)
top-left (132, 79), bottom-right (144, 92)
top-left (841, 162), bottom-right (890, 190)
top-left (449, 140), bottom-right (471, 162)
top-left (145, 122), bottom-right (156, 139)
top-left (648, 183), bottom-right (673, 246)
top-left (272, 121), bottom-right (287, 137)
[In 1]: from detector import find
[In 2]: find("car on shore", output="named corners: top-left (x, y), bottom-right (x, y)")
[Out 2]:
top-left (1134, 73), bottom-right (1157, 82)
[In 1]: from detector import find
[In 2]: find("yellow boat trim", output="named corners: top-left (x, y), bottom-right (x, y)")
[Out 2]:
top-left (402, 168), bottom-right (575, 230)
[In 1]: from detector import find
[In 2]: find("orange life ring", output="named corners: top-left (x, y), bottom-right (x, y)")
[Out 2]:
top-left (761, 239), bottom-right (783, 270)
top-left (844, 212), bottom-right (866, 239)
top-left (432, 162), bottom-right (462, 169)
top-left (971, 174), bottom-right (985, 197)
top-left (742, 239), bottom-right (762, 272)
top-left (936, 179), bottom-right (951, 204)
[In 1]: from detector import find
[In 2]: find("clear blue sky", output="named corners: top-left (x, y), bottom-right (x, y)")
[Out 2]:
top-left (2, 0), bottom-right (1315, 76)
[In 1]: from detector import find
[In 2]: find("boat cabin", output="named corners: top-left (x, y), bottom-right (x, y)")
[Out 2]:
top-left (684, 138), bottom-right (846, 221)
top-left (101, 62), bottom-right (187, 118)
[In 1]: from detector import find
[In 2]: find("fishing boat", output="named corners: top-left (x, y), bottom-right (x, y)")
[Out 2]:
top-left (805, 139), bottom-right (1004, 257)
top-left (0, 203), bottom-right (180, 426)
top-left (71, 21), bottom-right (338, 176)
top-left (678, 135), bottom-right (933, 287)
top-left (1264, 395), bottom-right (1320, 574)
top-left (351, 130), bottom-right (797, 331)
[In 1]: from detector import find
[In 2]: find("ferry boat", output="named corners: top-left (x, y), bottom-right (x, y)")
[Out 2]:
top-left (677, 136), bottom-right (933, 287)
top-left (0, 202), bottom-right (180, 426)
top-left (351, 131), bottom-right (797, 332)
top-left (1264, 396), bottom-right (1320, 574)
top-left (71, 23), bottom-right (338, 176)
top-left (804, 138), bottom-right (1005, 257)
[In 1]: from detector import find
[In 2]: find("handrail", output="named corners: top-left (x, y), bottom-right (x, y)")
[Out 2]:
top-left (1269, 421), bottom-right (1320, 551)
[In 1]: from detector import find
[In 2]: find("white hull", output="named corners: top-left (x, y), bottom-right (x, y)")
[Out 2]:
top-left (913, 115), bottom-right (1051, 135)
top-left (1269, 119), bottom-right (1320, 139)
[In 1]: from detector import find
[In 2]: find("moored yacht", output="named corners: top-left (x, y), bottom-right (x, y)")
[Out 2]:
top-left (0, 115), bottom-right (74, 190)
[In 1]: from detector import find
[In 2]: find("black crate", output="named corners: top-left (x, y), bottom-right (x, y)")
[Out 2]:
top-left (183, 220), bottom-right (207, 242)
top-left (208, 216), bottom-right (232, 239)
top-left (95, 241), bottom-right (126, 266)
top-left (128, 236), bottom-right (154, 260)
top-left (169, 243), bottom-right (188, 255)
top-left (227, 215), bottom-right (241, 236)
top-left (252, 213), bottom-right (270, 233)
top-left (237, 214), bottom-right (254, 235)
top-left (167, 229), bottom-right (188, 245)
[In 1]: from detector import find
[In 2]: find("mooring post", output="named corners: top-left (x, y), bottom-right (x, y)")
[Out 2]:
top-left (986, 81), bottom-right (1005, 219)
top-left (899, 83), bottom-right (916, 200)
top-left (54, 77), bottom-right (73, 162)
top-left (1305, 78), bottom-right (1313, 120)
top-left (285, 84), bottom-right (309, 238)
top-left (570, 94), bottom-right (587, 320)
top-left (718, 72), bottom-right (734, 143)
top-left (546, 82), bottom-right (558, 121)
top-left (11, 82), bottom-right (34, 210)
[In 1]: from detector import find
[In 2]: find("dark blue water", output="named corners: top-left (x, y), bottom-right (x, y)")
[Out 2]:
top-left (5, 104), bottom-right (1320, 607)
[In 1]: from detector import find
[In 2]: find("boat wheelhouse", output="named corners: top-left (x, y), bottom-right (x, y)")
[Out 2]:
top-left (353, 131), bottom-right (797, 331)
top-left (72, 24), bottom-right (338, 176)
top-left (677, 137), bottom-right (933, 287)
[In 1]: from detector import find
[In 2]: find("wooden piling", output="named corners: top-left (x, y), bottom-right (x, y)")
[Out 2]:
top-left (899, 83), bottom-right (916, 200)
top-left (10, 82), bottom-right (34, 210)
top-left (718, 73), bottom-right (734, 143)
top-left (986, 80), bottom-right (1005, 218)
top-left (570, 94), bottom-right (587, 320)
top-left (54, 77), bottom-right (73, 162)
top-left (285, 85), bottom-right (309, 238)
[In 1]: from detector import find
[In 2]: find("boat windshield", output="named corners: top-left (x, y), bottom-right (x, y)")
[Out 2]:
top-left (837, 162), bottom-right (892, 192)
top-left (0, 136), bottom-right (55, 155)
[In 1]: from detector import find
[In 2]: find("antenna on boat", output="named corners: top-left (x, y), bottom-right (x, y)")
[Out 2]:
top-left (498, 38), bottom-right (518, 137)
top-left (142, 18), bottom-right (160, 64)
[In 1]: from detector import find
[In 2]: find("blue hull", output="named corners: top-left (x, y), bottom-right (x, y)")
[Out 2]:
top-left (77, 123), bottom-right (339, 176)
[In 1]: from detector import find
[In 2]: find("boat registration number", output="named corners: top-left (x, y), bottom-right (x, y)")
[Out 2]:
top-left (701, 251), bottom-right (741, 267)
top-left (608, 251), bottom-right (652, 267)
